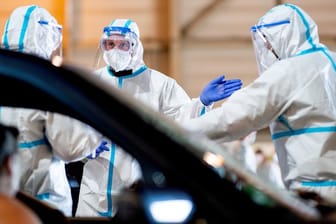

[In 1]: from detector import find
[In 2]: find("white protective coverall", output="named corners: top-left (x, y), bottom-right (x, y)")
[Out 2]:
top-left (76, 19), bottom-right (213, 217)
top-left (0, 5), bottom-right (103, 216)
top-left (182, 3), bottom-right (336, 204)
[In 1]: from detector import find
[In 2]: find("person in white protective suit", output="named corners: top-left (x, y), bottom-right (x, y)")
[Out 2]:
top-left (0, 5), bottom-right (107, 216)
top-left (75, 18), bottom-right (242, 217)
top-left (182, 3), bottom-right (336, 205)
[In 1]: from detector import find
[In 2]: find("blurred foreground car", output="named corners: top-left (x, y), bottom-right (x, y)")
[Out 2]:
top-left (0, 49), bottom-right (335, 224)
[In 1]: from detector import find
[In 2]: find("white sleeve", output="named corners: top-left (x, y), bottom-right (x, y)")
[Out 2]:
top-left (160, 79), bottom-right (209, 122)
top-left (45, 112), bottom-right (103, 162)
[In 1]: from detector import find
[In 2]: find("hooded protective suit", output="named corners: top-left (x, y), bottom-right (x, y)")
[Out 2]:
top-left (0, 5), bottom-right (103, 216)
top-left (183, 4), bottom-right (336, 203)
top-left (76, 19), bottom-right (216, 217)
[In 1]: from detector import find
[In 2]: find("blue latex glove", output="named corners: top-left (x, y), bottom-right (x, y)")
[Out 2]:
top-left (87, 140), bottom-right (110, 159)
top-left (200, 75), bottom-right (242, 106)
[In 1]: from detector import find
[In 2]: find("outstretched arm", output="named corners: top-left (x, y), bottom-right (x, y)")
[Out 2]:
top-left (200, 75), bottom-right (242, 106)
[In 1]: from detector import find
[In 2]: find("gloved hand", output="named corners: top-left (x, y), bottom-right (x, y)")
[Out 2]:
top-left (87, 140), bottom-right (110, 159)
top-left (200, 75), bottom-right (242, 106)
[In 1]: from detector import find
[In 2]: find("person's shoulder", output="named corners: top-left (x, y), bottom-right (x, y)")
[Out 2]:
top-left (148, 68), bottom-right (176, 82)
top-left (0, 195), bottom-right (41, 224)
top-left (260, 59), bottom-right (297, 81)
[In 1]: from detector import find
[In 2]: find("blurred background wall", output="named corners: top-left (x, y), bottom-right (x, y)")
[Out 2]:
top-left (1, 0), bottom-right (336, 145)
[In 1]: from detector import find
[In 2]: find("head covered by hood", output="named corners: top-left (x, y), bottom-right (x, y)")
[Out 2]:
top-left (252, 3), bottom-right (336, 115)
top-left (251, 3), bottom-right (323, 74)
top-left (1, 5), bottom-right (62, 60)
top-left (100, 18), bottom-right (145, 72)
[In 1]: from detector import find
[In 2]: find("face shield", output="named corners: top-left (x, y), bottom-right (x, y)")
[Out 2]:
top-left (36, 19), bottom-right (63, 60)
top-left (250, 20), bottom-right (290, 75)
top-left (94, 25), bottom-right (138, 71)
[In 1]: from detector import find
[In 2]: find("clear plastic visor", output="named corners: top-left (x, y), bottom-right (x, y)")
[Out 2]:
top-left (36, 20), bottom-right (63, 56)
top-left (250, 20), bottom-right (290, 64)
top-left (251, 26), bottom-right (281, 75)
top-left (251, 28), bottom-right (280, 60)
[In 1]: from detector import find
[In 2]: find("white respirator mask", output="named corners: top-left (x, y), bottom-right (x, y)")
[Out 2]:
top-left (103, 49), bottom-right (132, 72)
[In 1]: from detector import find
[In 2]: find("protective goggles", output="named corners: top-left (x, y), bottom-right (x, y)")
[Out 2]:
top-left (100, 35), bottom-right (131, 51)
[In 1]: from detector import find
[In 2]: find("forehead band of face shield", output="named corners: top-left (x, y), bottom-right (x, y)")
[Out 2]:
top-left (38, 20), bottom-right (63, 32)
top-left (103, 26), bottom-right (137, 38)
top-left (250, 19), bottom-right (290, 32)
